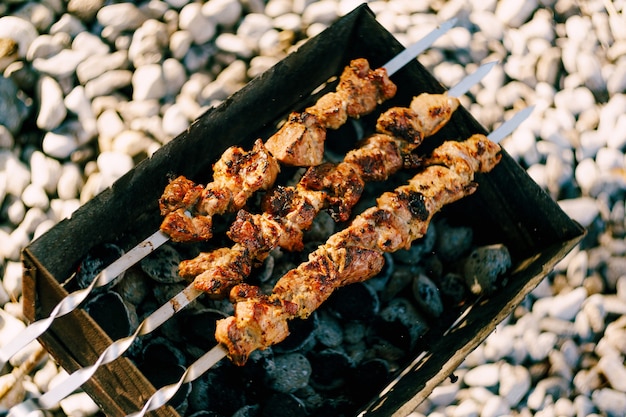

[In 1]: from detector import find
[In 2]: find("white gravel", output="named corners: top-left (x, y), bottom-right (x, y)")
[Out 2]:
top-left (1, 0), bottom-right (626, 416)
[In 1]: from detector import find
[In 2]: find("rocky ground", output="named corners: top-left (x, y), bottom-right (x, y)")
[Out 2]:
top-left (1, 0), bottom-right (626, 416)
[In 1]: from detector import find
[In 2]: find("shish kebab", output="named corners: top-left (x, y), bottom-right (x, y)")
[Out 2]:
top-left (180, 91), bottom-right (465, 297)
top-left (0, 20), bottom-right (458, 372)
top-left (158, 55), bottom-right (396, 243)
top-left (123, 108), bottom-right (534, 417)
top-left (5, 62), bottom-right (496, 417)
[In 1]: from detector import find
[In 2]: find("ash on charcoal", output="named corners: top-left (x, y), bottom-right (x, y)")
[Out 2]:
top-left (140, 243), bottom-right (186, 283)
top-left (464, 244), bottom-right (512, 295)
top-left (265, 352), bottom-right (312, 393)
top-left (412, 273), bottom-right (444, 318)
top-left (82, 291), bottom-right (138, 340)
top-left (274, 314), bottom-right (317, 354)
top-left (307, 349), bottom-right (353, 391)
top-left (75, 242), bottom-right (125, 290)
top-left (326, 281), bottom-right (380, 321)
top-left (260, 392), bottom-right (307, 417)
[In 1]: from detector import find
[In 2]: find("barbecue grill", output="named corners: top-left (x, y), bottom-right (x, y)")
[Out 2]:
top-left (21, 5), bottom-right (584, 417)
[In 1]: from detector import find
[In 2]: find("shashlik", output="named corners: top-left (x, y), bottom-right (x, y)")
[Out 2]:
top-left (213, 134), bottom-right (502, 365)
top-left (158, 58), bottom-right (397, 242)
top-left (179, 133), bottom-right (421, 296)
top-left (178, 93), bottom-right (460, 296)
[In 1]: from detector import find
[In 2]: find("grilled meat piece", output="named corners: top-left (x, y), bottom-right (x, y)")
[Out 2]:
top-left (265, 58), bottom-right (397, 166)
top-left (159, 139), bottom-right (280, 242)
top-left (376, 93), bottom-right (460, 143)
top-left (215, 134), bottom-right (502, 365)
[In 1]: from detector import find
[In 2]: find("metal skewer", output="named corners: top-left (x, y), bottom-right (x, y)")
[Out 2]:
top-left (119, 105), bottom-right (535, 417)
top-left (7, 55), bottom-right (497, 417)
top-left (3, 19), bottom-right (458, 416)
top-left (0, 18), bottom-right (457, 373)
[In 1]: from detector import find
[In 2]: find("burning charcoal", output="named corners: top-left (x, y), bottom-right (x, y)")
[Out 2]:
top-left (412, 273), bottom-right (444, 318)
top-left (304, 211), bottom-right (335, 242)
top-left (265, 352), bottom-right (312, 393)
top-left (326, 282), bottom-right (379, 321)
top-left (188, 411), bottom-right (228, 417)
top-left (308, 349), bottom-right (353, 391)
top-left (380, 265), bottom-right (413, 303)
top-left (75, 243), bottom-right (125, 290)
top-left (315, 310), bottom-right (343, 348)
top-left (438, 272), bottom-right (467, 304)
top-left (232, 405), bottom-right (260, 417)
top-left (343, 321), bottom-right (366, 345)
top-left (180, 308), bottom-right (227, 350)
top-left (275, 313), bottom-right (317, 354)
top-left (83, 291), bottom-right (138, 340)
top-left (141, 336), bottom-right (187, 366)
top-left (464, 244), bottom-right (512, 295)
top-left (140, 243), bottom-right (185, 283)
top-left (376, 297), bottom-right (429, 351)
top-left (434, 219), bottom-right (474, 262)
top-left (347, 358), bottom-right (391, 403)
top-left (260, 392), bottom-right (307, 417)
top-left (113, 267), bottom-right (150, 305)
top-left (392, 222), bottom-right (436, 265)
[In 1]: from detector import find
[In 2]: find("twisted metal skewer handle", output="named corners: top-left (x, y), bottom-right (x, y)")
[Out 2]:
top-left (0, 231), bottom-right (170, 370)
top-left (7, 284), bottom-right (202, 417)
top-left (126, 345), bottom-right (227, 417)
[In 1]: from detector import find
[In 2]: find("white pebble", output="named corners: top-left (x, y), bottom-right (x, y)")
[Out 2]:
top-left (97, 3), bottom-right (146, 32)
top-left (302, 0), bottom-right (338, 26)
top-left (591, 388), bottom-right (626, 417)
top-left (6, 196), bottom-right (26, 225)
top-left (111, 130), bottom-right (153, 157)
top-left (64, 85), bottom-right (97, 139)
top-left (495, 0), bottom-right (538, 27)
top-left (20, 206), bottom-right (49, 234)
top-left (96, 109), bottom-right (126, 144)
top-left (0, 16), bottom-right (38, 58)
top-left (574, 158), bottom-right (599, 196)
top-left (202, 0), bottom-right (242, 27)
top-left (557, 197), bottom-right (600, 228)
top-left (481, 396), bottom-right (511, 417)
top-left (36, 75), bottom-right (66, 131)
top-left (162, 104), bottom-right (190, 138)
top-left (96, 151), bottom-right (134, 183)
top-left (215, 32), bottom-right (254, 58)
top-left (169, 30), bottom-right (193, 60)
top-left (3, 261), bottom-right (23, 299)
top-left (132, 64), bottom-right (166, 101)
top-left (179, 2), bottom-right (216, 44)
top-left (4, 153), bottom-right (31, 197)
top-left (548, 287), bottom-right (588, 321)
top-left (499, 363), bottom-right (531, 406)
top-left (59, 391), bottom-right (101, 417)
top-left (21, 183), bottom-right (49, 210)
top-left (162, 58), bottom-right (187, 97)
top-left (57, 163), bottom-right (84, 200)
top-left (462, 362), bottom-right (500, 388)
top-left (30, 150), bottom-right (62, 194)
top-left (42, 130), bottom-right (79, 160)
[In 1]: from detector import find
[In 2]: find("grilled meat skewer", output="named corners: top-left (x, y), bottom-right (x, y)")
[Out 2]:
top-left (178, 93), bottom-right (460, 295)
top-left (214, 134), bottom-right (502, 365)
top-left (159, 58), bottom-right (397, 242)
top-left (161, 91), bottom-right (459, 243)
top-left (179, 133), bottom-right (422, 296)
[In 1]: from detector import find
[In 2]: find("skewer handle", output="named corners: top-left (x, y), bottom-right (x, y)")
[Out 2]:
top-left (0, 230), bottom-right (170, 370)
top-left (383, 18), bottom-right (457, 75)
top-left (126, 345), bottom-right (228, 417)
